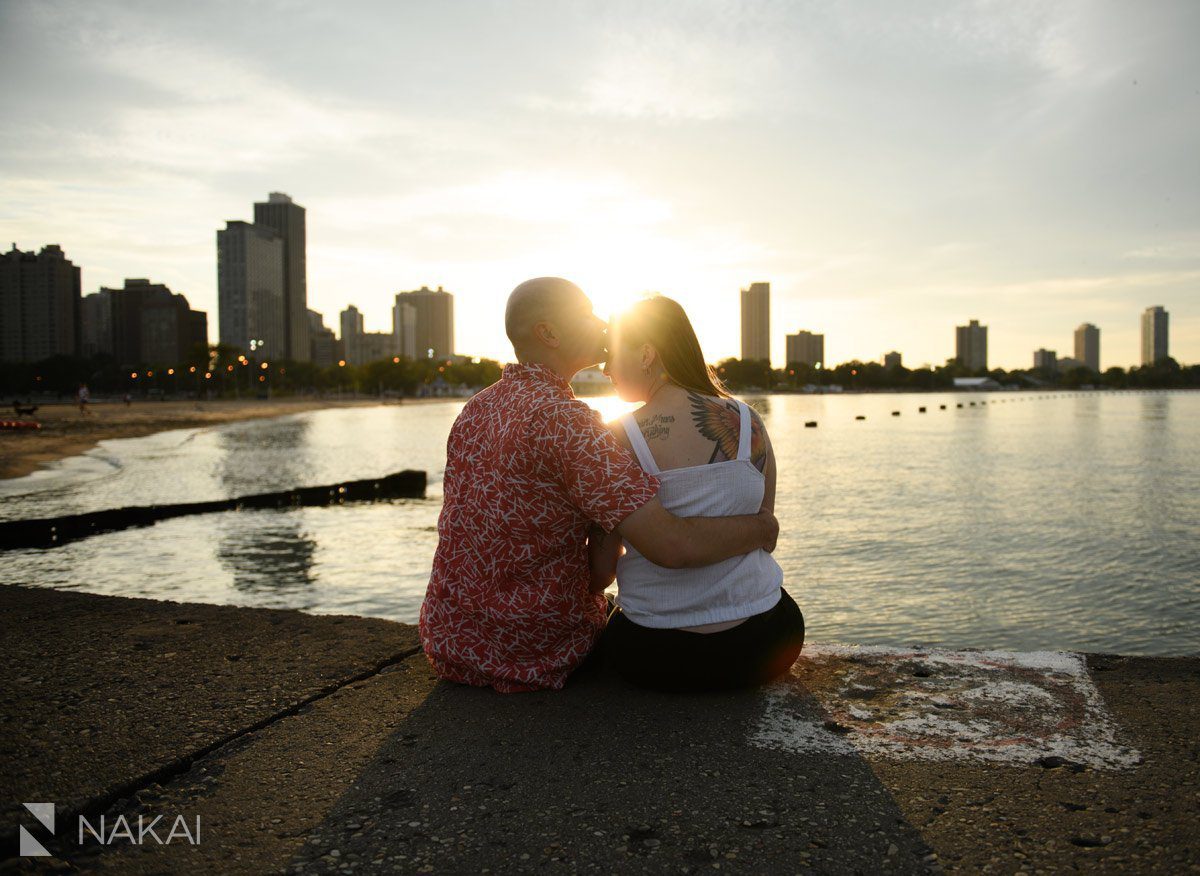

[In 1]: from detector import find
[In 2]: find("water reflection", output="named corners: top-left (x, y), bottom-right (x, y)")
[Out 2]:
top-left (1139, 395), bottom-right (1169, 421)
top-left (215, 419), bottom-right (317, 594)
top-left (217, 509), bottom-right (317, 594)
top-left (217, 416), bottom-right (314, 496)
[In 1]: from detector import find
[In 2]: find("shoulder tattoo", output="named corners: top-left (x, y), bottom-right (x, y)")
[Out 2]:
top-left (688, 392), bottom-right (767, 471)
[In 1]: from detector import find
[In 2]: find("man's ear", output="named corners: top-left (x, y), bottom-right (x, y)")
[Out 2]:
top-left (533, 321), bottom-right (560, 348)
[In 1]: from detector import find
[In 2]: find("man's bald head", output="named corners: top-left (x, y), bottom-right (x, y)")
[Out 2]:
top-left (504, 277), bottom-right (589, 354)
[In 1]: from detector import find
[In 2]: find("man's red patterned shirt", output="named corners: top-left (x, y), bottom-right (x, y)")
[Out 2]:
top-left (419, 362), bottom-right (661, 692)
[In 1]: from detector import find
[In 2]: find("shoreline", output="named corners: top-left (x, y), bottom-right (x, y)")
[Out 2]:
top-left (0, 396), bottom-right (460, 481)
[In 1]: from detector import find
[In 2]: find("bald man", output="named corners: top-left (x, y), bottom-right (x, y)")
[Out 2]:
top-left (419, 277), bottom-right (778, 692)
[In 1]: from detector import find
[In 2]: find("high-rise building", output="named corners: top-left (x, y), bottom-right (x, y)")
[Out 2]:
top-left (1141, 306), bottom-right (1168, 365)
top-left (340, 305), bottom-right (365, 365)
top-left (955, 319), bottom-right (988, 371)
top-left (188, 312), bottom-right (208, 359)
top-left (740, 282), bottom-right (770, 362)
top-left (1074, 323), bottom-right (1100, 372)
top-left (307, 309), bottom-right (337, 368)
top-left (0, 243), bottom-right (81, 363)
top-left (1033, 348), bottom-right (1057, 372)
top-left (253, 193), bottom-right (309, 362)
top-left (392, 298), bottom-right (418, 359)
top-left (785, 330), bottom-right (824, 368)
top-left (81, 288), bottom-right (114, 357)
top-left (883, 351), bottom-right (902, 370)
top-left (394, 286), bottom-right (454, 359)
top-left (359, 332), bottom-right (395, 364)
top-left (217, 221), bottom-right (286, 359)
top-left (84, 279), bottom-right (207, 366)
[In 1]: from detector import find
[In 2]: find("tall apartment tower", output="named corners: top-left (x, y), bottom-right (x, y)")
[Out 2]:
top-left (253, 193), bottom-right (310, 362)
top-left (955, 319), bottom-right (988, 371)
top-left (340, 305), bottom-right (365, 365)
top-left (883, 351), bottom-right (902, 370)
top-left (0, 243), bottom-right (81, 363)
top-left (1074, 323), bottom-right (1100, 372)
top-left (740, 282), bottom-right (770, 362)
top-left (217, 221), bottom-right (287, 359)
top-left (81, 288), bottom-right (115, 357)
top-left (392, 298), bottom-right (418, 359)
top-left (394, 286), bottom-right (454, 359)
top-left (785, 330), bottom-right (824, 368)
top-left (1141, 306), bottom-right (1168, 365)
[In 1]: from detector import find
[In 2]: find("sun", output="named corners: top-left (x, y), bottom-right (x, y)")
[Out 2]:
top-left (589, 285), bottom-right (647, 322)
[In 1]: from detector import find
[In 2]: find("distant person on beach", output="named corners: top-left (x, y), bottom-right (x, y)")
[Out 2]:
top-left (76, 384), bottom-right (91, 417)
top-left (594, 295), bottom-right (805, 692)
top-left (419, 277), bottom-right (779, 693)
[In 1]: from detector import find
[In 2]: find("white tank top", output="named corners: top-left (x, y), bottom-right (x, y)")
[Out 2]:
top-left (615, 399), bottom-right (784, 628)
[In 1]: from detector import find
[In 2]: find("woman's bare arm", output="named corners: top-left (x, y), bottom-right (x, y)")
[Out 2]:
top-left (751, 407), bottom-right (776, 512)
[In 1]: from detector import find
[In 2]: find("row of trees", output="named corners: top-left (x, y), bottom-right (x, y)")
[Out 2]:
top-left (714, 357), bottom-right (1200, 391)
top-left (0, 344), bottom-right (503, 399)
top-left (3, 347), bottom-right (1197, 399)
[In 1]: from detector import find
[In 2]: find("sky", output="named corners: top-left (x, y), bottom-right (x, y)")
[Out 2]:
top-left (1, 0), bottom-right (1197, 370)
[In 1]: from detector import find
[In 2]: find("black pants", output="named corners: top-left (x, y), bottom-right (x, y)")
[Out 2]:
top-left (598, 588), bottom-right (805, 693)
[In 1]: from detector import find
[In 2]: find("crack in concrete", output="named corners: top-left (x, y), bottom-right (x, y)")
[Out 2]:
top-left (2, 645), bottom-right (425, 860)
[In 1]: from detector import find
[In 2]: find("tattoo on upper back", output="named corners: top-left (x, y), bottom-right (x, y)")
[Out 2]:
top-left (687, 392), bottom-right (768, 471)
top-left (637, 413), bottom-right (675, 441)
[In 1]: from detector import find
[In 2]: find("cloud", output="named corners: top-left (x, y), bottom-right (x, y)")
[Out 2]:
top-left (1, 0), bottom-right (1196, 368)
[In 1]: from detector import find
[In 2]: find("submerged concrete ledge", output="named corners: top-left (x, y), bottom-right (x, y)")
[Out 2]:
top-left (0, 470), bottom-right (426, 551)
top-left (1, 583), bottom-right (1195, 874)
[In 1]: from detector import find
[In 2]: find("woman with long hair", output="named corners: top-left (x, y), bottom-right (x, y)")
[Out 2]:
top-left (590, 294), bottom-right (805, 692)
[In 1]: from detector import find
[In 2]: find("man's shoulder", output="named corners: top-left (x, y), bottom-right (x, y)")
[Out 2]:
top-left (450, 382), bottom-right (594, 445)
top-left (460, 380), bottom-right (596, 423)
top-left (532, 396), bottom-right (609, 443)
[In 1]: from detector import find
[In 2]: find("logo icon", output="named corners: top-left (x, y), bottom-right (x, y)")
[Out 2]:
top-left (20, 802), bottom-right (55, 857)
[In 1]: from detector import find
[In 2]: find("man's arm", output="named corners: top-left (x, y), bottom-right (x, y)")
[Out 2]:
top-left (614, 496), bottom-right (778, 570)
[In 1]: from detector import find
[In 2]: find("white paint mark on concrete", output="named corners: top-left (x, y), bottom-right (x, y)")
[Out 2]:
top-left (751, 644), bottom-right (1141, 769)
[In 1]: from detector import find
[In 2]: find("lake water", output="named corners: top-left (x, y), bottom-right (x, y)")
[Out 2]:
top-left (2, 391), bottom-right (1197, 656)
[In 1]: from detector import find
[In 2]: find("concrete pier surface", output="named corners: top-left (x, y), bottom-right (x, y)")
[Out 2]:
top-left (2, 584), bottom-right (1196, 874)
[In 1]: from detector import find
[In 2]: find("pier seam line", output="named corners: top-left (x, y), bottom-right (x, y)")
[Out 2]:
top-left (0, 644), bottom-right (425, 860)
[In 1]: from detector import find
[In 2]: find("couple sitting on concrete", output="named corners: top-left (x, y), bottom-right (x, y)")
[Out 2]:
top-left (419, 277), bottom-right (805, 693)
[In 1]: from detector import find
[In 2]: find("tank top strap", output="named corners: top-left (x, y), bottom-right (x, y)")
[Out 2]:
top-left (620, 413), bottom-right (661, 474)
top-left (736, 400), bottom-right (753, 461)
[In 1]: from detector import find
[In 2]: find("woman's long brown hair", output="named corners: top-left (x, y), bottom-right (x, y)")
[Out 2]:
top-left (610, 295), bottom-right (731, 398)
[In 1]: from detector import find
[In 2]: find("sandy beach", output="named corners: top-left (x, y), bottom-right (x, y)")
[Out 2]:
top-left (0, 397), bottom-right (450, 481)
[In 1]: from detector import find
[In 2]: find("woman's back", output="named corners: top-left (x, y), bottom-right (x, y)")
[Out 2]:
top-left (613, 389), bottom-right (783, 629)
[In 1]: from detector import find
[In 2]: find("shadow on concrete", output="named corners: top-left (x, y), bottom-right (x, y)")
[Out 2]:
top-left (284, 664), bottom-right (936, 874)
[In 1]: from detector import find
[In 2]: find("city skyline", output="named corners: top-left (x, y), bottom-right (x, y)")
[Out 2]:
top-left (1, 236), bottom-right (1183, 374)
top-left (1, 2), bottom-right (1197, 369)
